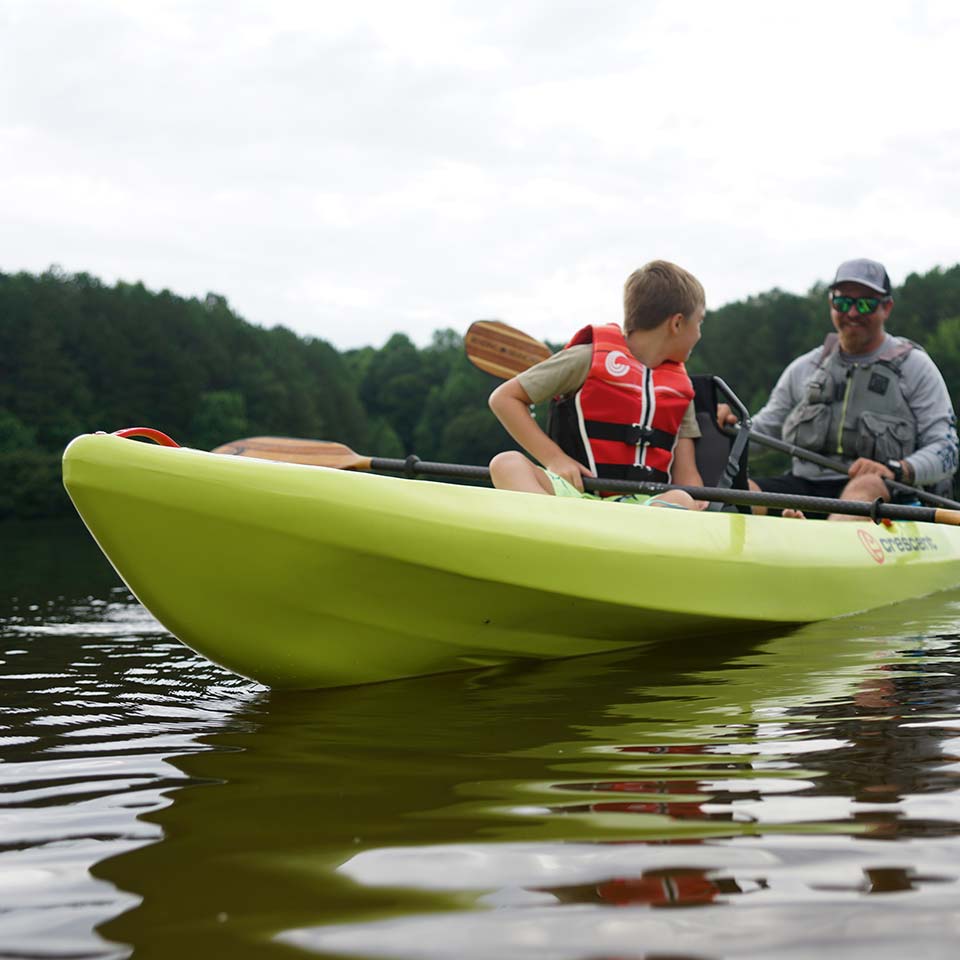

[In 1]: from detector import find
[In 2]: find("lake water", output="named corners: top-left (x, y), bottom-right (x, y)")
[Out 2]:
top-left (3, 518), bottom-right (960, 959)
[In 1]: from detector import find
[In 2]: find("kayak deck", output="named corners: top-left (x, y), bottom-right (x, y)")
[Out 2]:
top-left (62, 434), bottom-right (960, 688)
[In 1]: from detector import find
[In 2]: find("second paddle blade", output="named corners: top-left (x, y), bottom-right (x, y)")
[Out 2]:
top-left (465, 320), bottom-right (552, 379)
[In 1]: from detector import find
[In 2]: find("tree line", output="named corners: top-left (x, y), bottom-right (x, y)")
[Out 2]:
top-left (3, 263), bottom-right (960, 519)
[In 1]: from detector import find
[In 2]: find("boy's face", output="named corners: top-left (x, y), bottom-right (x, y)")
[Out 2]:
top-left (669, 304), bottom-right (704, 361)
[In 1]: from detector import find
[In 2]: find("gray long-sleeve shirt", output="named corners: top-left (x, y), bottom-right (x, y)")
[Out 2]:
top-left (751, 334), bottom-right (959, 486)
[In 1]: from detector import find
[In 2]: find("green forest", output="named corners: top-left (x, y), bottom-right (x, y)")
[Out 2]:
top-left (3, 263), bottom-right (960, 520)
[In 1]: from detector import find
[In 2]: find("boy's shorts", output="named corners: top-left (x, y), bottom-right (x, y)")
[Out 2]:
top-left (545, 471), bottom-right (684, 508)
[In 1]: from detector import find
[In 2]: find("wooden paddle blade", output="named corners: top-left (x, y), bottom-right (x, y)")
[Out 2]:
top-left (211, 437), bottom-right (372, 470)
top-left (465, 320), bottom-right (552, 379)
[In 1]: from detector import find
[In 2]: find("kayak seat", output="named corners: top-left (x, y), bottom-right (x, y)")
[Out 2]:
top-left (690, 375), bottom-right (750, 512)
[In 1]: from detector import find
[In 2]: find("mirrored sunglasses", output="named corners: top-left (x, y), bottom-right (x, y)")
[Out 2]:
top-left (831, 294), bottom-right (890, 316)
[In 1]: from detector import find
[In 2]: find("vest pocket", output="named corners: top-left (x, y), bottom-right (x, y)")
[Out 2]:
top-left (783, 403), bottom-right (830, 453)
top-left (855, 411), bottom-right (915, 462)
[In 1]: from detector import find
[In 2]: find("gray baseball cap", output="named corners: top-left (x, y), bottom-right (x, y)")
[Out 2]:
top-left (830, 258), bottom-right (892, 295)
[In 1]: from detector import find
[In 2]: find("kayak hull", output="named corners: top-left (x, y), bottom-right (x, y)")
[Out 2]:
top-left (62, 434), bottom-right (960, 688)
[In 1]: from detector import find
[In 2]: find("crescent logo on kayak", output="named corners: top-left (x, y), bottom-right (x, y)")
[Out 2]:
top-left (877, 534), bottom-right (938, 554)
top-left (605, 350), bottom-right (632, 378)
top-left (858, 529), bottom-right (885, 564)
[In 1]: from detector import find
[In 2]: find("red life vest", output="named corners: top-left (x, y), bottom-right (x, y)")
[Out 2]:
top-left (597, 872), bottom-right (722, 907)
top-left (547, 324), bottom-right (694, 485)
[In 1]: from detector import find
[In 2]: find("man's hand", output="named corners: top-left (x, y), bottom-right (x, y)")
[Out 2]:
top-left (544, 453), bottom-right (595, 492)
top-left (716, 402), bottom-right (738, 429)
top-left (847, 457), bottom-right (895, 480)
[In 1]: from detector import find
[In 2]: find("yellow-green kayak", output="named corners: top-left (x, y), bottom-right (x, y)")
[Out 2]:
top-left (62, 433), bottom-right (960, 689)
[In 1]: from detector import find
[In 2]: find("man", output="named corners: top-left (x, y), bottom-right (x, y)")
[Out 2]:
top-left (718, 258), bottom-right (958, 511)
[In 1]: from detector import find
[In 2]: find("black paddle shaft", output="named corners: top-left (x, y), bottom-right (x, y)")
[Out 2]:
top-left (367, 455), bottom-right (952, 525)
top-left (729, 426), bottom-right (960, 511)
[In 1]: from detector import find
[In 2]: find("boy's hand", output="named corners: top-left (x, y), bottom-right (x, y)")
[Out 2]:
top-left (545, 453), bottom-right (595, 492)
top-left (716, 403), bottom-right (738, 429)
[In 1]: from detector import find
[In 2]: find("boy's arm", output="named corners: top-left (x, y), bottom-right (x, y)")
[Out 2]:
top-left (670, 438), bottom-right (707, 509)
top-left (489, 378), bottom-right (595, 491)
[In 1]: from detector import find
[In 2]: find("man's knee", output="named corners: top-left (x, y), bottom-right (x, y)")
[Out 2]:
top-left (746, 477), bottom-right (767, 515)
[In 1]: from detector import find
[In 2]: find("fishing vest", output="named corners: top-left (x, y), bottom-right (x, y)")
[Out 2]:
top-left (547, 323), bottom-right (694, 485)
top-left (782, 333), bottom-right (918, 465)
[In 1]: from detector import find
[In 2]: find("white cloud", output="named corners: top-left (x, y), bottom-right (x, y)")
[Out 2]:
top-left (2, 0), bottom-right (960, 348)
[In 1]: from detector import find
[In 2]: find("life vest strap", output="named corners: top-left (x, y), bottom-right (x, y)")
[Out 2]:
top-left (585, 420), bottom-right (677, 452)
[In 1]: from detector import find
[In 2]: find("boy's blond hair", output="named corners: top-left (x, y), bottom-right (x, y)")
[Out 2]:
top-left (623, 260), bottom-right (705, 333)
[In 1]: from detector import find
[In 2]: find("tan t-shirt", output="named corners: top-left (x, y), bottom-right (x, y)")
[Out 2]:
top-left (517, 344), bottom-right (701, 439)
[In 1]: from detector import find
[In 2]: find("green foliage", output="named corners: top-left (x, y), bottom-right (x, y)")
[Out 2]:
top-left (358, 333), bottom-right (429, 451)
top-left (0, 410), bottom-right (36, 453)
top-left (367, 418), bottom-right (405, 459)
top-left (189, 391), bottom-right (248, 451)
top-left (0, 268), bottom-right (370, 519)
top-left (0, 449), bottom-right (70, 519)
top-left (5, 262), bottom-right (960, 521)
top-left (413, 347), bottom-right (514, 462)
top-left (924, 315), bottom-right (960, 410)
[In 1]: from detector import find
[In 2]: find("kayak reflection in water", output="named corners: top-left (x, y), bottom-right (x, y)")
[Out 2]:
top-left (488, 261), bottom-right (707, 511)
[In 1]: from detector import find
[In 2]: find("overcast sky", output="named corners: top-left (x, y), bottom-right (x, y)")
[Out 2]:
top-left (2, 1), bottom-right (959, 350)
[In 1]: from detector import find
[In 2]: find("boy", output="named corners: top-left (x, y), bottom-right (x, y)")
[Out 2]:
top-left (488, 260), bottom-right (706, 510)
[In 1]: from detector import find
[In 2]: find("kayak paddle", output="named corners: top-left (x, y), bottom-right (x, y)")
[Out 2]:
top-left (464, 319), bottom-right (960, 510)
top-left (724, 424), bottom-right (960, 510)
top-left (464, 320), bottom-right (552, 378)
top-left (210, 437), bottom-right (960, 526)
top-left (212, 436), bottom-right (376, 469)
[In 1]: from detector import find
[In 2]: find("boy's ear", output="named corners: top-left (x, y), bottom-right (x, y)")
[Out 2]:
top-left (668, 312), bottom-right (685, 332)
